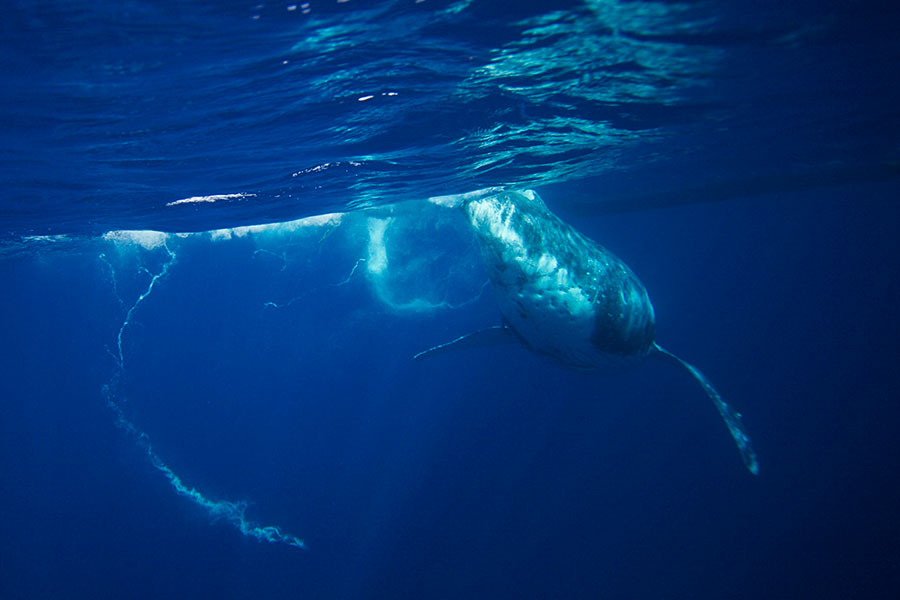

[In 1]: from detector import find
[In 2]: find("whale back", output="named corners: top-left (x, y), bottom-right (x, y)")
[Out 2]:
top-left (462, 190), bottom-right (656, 369)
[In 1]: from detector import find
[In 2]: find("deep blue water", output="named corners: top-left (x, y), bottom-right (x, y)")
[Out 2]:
top-left (2, 1), bottom-right (900, 599)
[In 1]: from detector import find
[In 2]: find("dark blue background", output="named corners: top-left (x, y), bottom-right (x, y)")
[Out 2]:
top-left (3, 185), bottom-right (898, 599)
top-left (2, 1), bottom-right (900, 599)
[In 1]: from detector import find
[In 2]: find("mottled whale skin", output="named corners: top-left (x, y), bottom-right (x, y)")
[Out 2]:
top-left (420, 189), bottom-right (759, 475)
top-left (463, 189), bottom-right (656, 370)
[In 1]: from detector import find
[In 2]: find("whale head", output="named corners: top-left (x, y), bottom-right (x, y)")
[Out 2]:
top-left (462, 190), bottom-right (656, 369)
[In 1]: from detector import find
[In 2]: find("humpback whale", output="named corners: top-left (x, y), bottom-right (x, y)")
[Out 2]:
top-left (417, 189), bottom-right (759, 475)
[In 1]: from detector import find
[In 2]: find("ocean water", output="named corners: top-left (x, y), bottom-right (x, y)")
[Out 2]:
top-left (2, 1), bottom-right (899, 599)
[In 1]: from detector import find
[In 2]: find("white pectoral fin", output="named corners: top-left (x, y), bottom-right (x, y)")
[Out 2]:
top-left (652, 344), bottom-right (760, 476)
top-left (414, 325), bottom-right (516, 361)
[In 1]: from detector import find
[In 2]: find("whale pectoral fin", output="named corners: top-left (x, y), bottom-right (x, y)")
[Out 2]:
top-left (414, 325), bottom-right (515, 361)
top-left (652, 344), bottom-right (760, 476)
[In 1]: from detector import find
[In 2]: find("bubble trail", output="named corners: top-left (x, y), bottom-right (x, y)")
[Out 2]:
top-left (114, 242), bottom-right (176, 369)
top-left (263, 257), bottom-right (366, 309)
top-left (335, 257), bottom-right (366, 286)
top-left (100, 238), bottom-right (305, 550)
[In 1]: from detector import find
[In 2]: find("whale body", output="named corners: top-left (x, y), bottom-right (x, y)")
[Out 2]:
top-left (418, 189), bottom-right (759, 475)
